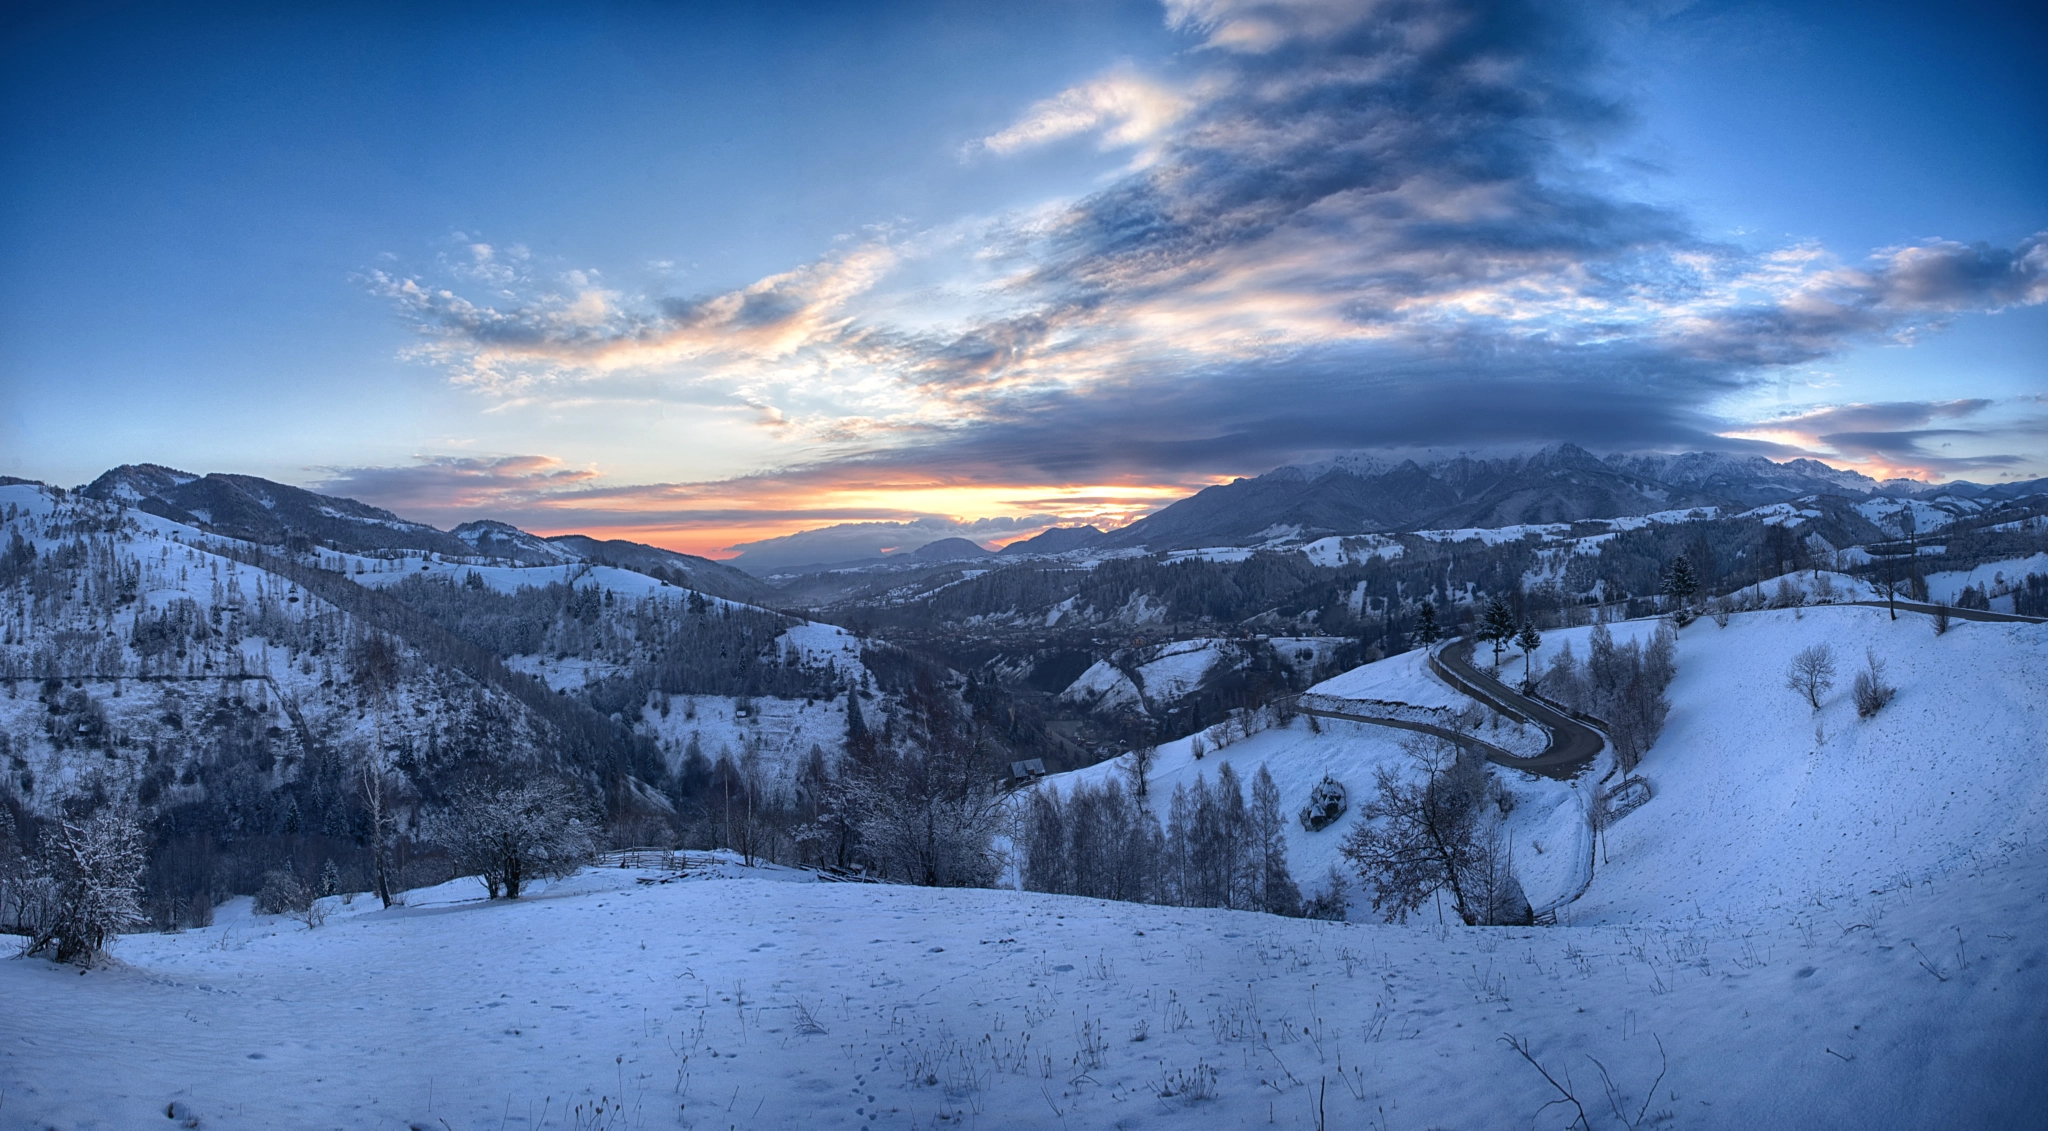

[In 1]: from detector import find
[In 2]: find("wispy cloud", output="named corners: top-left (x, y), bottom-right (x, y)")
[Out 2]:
top-left (970, 70), bottom-right (1193, 159)
top-left (315, 455), bottom-right (601, 520)
top-left (317, 453), bottom-right (1192, 558)
top-left (1720, 398), bottom-right (2047, 479)
top-left (362, 0), bottom-right (2046, 526)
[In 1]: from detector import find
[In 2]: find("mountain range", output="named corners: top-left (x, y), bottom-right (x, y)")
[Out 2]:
top-left (1089, 444), bottom-right (2047, 551)
top-left (78, 463), bottom-right (774, 602)
top-left (40, 449), bottom-right (2048, 583)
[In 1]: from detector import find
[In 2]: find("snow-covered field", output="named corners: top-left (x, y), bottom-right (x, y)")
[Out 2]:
top-left (5, 605), bottom-right (2046, 1129)
top-left (5, 839), bottom-right (2042, 1129)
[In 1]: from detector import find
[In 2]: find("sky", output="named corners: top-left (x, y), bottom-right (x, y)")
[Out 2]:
top-left (3, 0), bottom-right (2043, 561)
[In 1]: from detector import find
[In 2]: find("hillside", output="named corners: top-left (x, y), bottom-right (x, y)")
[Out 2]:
top-left (2, 820), bottom-right (2041, 1128)
top-left (3, 567), bottom-right (2045, 1127)
top-left (0, 482), bottom-right (905, 921)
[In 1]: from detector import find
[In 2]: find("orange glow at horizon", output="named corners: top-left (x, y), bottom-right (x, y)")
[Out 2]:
top-left (517, 480), bottom-right (1212, 559)
top-left (1714, 430), bottom-right (1943, 484)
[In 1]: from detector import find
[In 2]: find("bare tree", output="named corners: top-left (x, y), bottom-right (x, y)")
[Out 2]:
top-left (433, 777), bottom-right (600, 899)
top-left (1785, 644), bottom-right (1837, 710)
top-left (1339, 737), bottom-right (1501, 925)
top-left (1932, 601), bottom-right (1951, 636)
top-left (1515, 620), bottom-right (1543, 692)
top-left (358, 750), bottom-right (400, 907)
top-left (1125, 741), bottom-right (1158, 799)
top-left (349, 631), bottom-right (405, 907)
top-left (1248, 764), bottom-right (1301, 916)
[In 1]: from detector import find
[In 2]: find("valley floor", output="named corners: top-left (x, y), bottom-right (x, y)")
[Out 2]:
top-left (4, 844), bottom-right (2045, 1130)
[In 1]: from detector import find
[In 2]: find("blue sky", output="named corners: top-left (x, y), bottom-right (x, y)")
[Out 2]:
top-left (2, 0), bottom-right (2042, 556)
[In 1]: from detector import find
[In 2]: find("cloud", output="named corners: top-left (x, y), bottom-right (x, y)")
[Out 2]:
top-left (973, 71), bottom-right (1191, 158)
top-left (316, 455), bottom-right (600, 518)
top-left (1721, 398), bottom-right (2046, 479)
top-left (312, 453), bottom-right (1191, 559)
top-left (363, 0), bottom-right (2048, 524)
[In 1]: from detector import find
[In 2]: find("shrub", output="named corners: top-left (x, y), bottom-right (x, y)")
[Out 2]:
top-left (254, 869), bottom-right (311, 916)
top-left (22, 812), bottom-right (146, 966)
top-left (1851, 651), bottom-right (1896, 718)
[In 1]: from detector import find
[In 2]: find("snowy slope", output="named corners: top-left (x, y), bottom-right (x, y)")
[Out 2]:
top-left (4, 841), bottom-right (2043, 1129)
top-left (1921, 552), bottom-right (2048, 604)
top-left (1563, 606), bottom-right (2048, 922)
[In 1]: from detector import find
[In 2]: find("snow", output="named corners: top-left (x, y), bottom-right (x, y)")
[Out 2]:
top-left (9, 833), bottom-right (2043, 1128)
top-left (1412, 521), bottom-right (1573, 545)
top-left (1057, 659), bottom-right (1143, 712)
top-left (1161, 546), bottom-right (1256, 564)
top-left (7, 488), bottom-right (2048, 1128)
top-left (1921, 553), bottom-right (2048, 603)
top-left (1551, 606), bottom-right (2048, 923)
top-left (1267, 636), bottom-right (1344, 679)
top-left (351, 558), bottom-right (696, 603)
top-left (1985, 514), bottom-right (2048, 534)
top-left (1305, 646), bottom-right (1464, 711)
top-left (1134, 640), bottom-right (1227, 703)
top-left (1855, 496), bottom-right (1959, 534)
top-left (638, 693), bottom-right (856, 780)
top-left (1739, 501), bottom-right (1823, 527)
top-left (1300, 535), bottom-right (1402, 567)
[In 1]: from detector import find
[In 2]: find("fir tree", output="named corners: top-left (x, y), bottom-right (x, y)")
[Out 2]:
top-left (1480, 594), bottom-right (1517, 668)
top-left (1415, 600), bottom-right (1441, 645)
top-left (1661, 554), bottom-right (1699, 623)
top-left (1515, 620), bottom-right (1542, 691)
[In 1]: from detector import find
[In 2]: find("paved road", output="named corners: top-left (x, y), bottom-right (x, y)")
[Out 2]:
top-left (1845, 599), bottom-right (2045, 625)
top-left (1429, 639), bottom-right (1605, 779)
top-left (1294, 639), bottom-right (1606, 780)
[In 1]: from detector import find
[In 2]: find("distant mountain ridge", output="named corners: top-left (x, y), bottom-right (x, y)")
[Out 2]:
top-left (1094, 444), bottom-right (2048, 552)
top-left (80, 464), bottom-right (771, 603)
top-left (85, 464), bottom-right (468, 555)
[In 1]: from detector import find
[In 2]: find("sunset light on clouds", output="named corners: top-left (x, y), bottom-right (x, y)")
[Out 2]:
top-left (4, 0), bottom-right (2042, 554)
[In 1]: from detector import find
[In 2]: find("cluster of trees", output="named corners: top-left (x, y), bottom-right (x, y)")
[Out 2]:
top-left (1540, 622), bottom-right (1678, 772)
top-left (1785, 643), bottom-right (1898, 718)
top-left (1017, 762), bottom-right (1304, 916)
top-left (650, 667), bottom-right (1013, 888)
top-left (385, 573), bottom-right (845, 704)
top-left (3, 755), bottom-right (609, 964)
top-left (431, 777), bottom-right (599, 898)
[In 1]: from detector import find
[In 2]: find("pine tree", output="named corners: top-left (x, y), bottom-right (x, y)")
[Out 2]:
top-left (1415, 600), bottom-right (1441, 645)
top-left (1515, 620), bottom-right (1542, 691)
top-left (1480, 594), bottom-right (1517, 668)
top-left (1661, 554), bottom-right (1699, 623)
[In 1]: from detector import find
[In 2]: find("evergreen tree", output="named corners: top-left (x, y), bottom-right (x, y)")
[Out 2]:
top-left (1515, 620), bottom-right (1542, 691)
top-left (1415, 600), bottom-right (1441, 645)
top-left (1480, 594), bottom-right (1517, 668)
top-left (1661, 554), bottom-right (1699, 622)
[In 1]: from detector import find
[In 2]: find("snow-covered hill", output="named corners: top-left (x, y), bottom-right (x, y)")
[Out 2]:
top-left (3, 835), bottom-right (2041, 1129)
top-left (4, 597), bottom-right (2045, 1127)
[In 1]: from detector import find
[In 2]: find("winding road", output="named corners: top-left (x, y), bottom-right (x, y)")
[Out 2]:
top-left (1294, 637), bottom-right (1606, 780)
top-left (1429, 639), bottom-right (1605, 779)
top-left (1294, 596), bottom-right (2041, 781)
